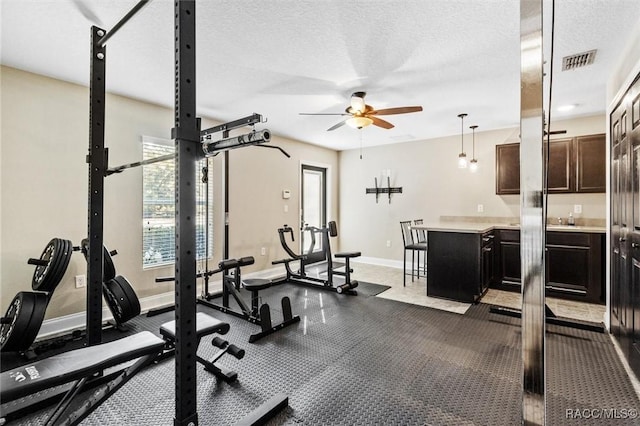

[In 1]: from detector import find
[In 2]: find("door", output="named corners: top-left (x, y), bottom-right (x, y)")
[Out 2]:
top-left (301, 164), bottom-right (327, 264)
top-left (630, 89), bottom-right (640, 368)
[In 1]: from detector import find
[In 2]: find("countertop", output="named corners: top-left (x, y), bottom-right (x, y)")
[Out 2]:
top-left (412, 222), bottom-right (606, 234)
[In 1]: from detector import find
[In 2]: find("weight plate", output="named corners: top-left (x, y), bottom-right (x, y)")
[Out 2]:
top-left (103, 278), bottom-right (127, 324)
top-left (50, 239), bottom-right (73, 292)
top-left (0, 292), bottom-right (47, 352)
top-left (113, 276), bottom-right (141, 319)
top-left (20, 292), bottom-right (48, 352)
top-left (31, 238), bottom-right (73, 292)
top-left (103, 247), bottom-right (116, 282)
top-left (81, 238), bottom-right (117, 282)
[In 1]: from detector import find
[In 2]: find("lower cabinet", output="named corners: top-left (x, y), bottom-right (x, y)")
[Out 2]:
top-left (427, 230), bottom-right (493, 303)
top-left (493, 229), bottom-right (604, 304)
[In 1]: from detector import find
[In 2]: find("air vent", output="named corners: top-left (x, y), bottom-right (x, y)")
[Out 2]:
top-left (562, 49), bottom-right (597, 71)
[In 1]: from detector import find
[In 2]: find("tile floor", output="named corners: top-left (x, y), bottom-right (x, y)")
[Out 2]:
top-left (351, 261), bottom-right (607, 323)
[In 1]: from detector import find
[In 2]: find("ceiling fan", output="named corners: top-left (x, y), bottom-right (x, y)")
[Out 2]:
top-left (300, 92), bottom-right (423, 131)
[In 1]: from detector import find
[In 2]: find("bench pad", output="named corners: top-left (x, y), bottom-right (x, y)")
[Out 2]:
top-left (243, 278), bottom-right (272, 291)
top-left (335, 251), bottom-right (361, 258)
top-left (0, 331), bottom-right (164, 403)
top-left (160, 312), bottom-right (230, 340)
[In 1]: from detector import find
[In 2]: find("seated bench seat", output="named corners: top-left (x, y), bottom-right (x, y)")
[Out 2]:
top-left (1, 331), bottom-right (164, 403)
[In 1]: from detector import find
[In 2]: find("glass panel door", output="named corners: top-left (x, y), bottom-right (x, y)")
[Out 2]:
top-left (301, 164), bottom-right (327, 264)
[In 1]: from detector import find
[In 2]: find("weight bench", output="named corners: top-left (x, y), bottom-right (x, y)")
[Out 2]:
top-left (199, 257), bottom-right (301, 343)
top-left (160, 313), bottom-right (290, 425)
top-left (159, 312), bottom-right (244, 383)
top-left (0, 331), bottom-right (164, 426)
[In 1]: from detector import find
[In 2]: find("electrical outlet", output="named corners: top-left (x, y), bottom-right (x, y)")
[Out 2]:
top-left (477, 204), bottom-right (484, 213)
top-left (75, 275), bottom-right (86, 288)
top-left (386, 240), bottom-right (391, 247)
top-left (261, 247), bottom-right (266, 256)
top-left (574, 204), bottom-right (582, 214)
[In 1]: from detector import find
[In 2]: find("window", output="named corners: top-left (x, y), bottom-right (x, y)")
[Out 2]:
top-left (142, 136), bottom-right (213, 268)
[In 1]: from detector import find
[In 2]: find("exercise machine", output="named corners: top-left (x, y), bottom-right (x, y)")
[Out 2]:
top-left (273, 221), bottom-right (361, 294)
top-left (198, 256), bottom-right (301, 343)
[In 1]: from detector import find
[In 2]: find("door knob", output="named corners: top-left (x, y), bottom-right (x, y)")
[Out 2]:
top-left (632, 243), bottom-right (640, 248)
top-left (620, 237), bottom-right (627, 242)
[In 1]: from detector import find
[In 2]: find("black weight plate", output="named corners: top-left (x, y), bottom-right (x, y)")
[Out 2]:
top-left (31, 239), bottom-right (58, 291)
top-left (0, 292), bottom-right (44, 352)
top-left (113, 276), bottom-right (141, 319)
top-left (49, 239), bottom-right (73, 293)
top-left (19, 292), bottom-right (48, 352)
top-left (32, 238), bottom-right (73, 292)
top-left (81, 238), bottom-right (116, 282)
top-left (103, 247), bottom-right (116, 282)
top-left (103, 278), bottom-right (127, 324)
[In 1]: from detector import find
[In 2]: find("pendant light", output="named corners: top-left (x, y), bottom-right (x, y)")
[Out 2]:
top-left (457, 113), bottom-right (468, 168)
top-left (469, 125), bottom-right (478, 172)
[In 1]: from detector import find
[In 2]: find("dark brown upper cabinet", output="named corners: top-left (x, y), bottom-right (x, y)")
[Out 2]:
top-left (495, 143), bottom-right (520, 194)
top-left (495, 133), bottom-right (605, 194)
top-left (546, 138), bottom-right (573, 193)
top-left (576, 134), bottom-right (606, 192)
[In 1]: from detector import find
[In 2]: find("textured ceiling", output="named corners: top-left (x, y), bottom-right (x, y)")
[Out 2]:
top-left (1, 0), bottom-right (639, 150)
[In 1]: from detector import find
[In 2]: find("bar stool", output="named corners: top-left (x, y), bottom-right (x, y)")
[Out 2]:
top-left (400, 221), bottom-right (427, 286)
top-left (413, 219), bottom-right (428, 278)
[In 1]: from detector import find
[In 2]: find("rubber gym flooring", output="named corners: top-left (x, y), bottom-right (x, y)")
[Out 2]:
top-left (4, 281), bottom-right (640, 425)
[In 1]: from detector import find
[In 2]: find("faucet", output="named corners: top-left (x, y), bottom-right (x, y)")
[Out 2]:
top-left (557, 217), bottom-right (562, 225)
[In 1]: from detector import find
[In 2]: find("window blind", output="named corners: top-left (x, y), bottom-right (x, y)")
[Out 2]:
top-left (142, 136), bottom-right (213, 268)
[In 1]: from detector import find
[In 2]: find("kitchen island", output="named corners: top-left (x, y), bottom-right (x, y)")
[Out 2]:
top-left (413, 222), bottom-right (605, 304)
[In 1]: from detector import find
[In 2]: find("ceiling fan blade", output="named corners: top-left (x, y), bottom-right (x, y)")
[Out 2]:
top-left (299, 113), bottom-right (350, 116)
top-left (72, 0), bottom-right (104, 25)
top-left (370, 116), bottom-right (395, 129)
top-left (370, 106), bottom-right (423, 116)
top-left (327, 120), bottom-right (348, 131)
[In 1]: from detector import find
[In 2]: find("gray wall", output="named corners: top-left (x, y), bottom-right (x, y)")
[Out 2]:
top-left (0, 66), bottom-right (339, 318)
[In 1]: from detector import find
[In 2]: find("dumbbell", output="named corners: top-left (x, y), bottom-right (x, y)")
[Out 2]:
top-left (211, 336), bottom-right (245, 361)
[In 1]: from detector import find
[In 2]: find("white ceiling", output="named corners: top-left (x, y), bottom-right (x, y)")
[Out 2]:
top-left (2, 0), bottom-right (639, 150)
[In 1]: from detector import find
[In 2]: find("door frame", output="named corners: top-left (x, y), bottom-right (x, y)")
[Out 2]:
top-left (299, 160), bottom-right (332, 257)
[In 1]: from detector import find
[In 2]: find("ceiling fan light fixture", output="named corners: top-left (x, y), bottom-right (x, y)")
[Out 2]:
top-left (350, 92), bottom-right (366, 114)
top-left (346, 116), bottom-right (373, 129)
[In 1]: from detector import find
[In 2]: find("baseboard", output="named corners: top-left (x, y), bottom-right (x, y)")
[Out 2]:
top-left (37, 267), bottom-right (287, 339)
top-left (353, 256), bottom-right (404, 270)
top-left (37, 291), bottom-right (177, 340)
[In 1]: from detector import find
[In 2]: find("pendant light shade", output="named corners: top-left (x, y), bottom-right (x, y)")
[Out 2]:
top-left (457, 113), bottom-right (467, 168)
top-left (469, 125), bottom-right (479, 172)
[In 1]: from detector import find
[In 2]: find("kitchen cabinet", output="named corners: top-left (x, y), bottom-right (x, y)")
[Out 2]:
top-left (481, 231), bottom-right (496, 290)
top-left (576, 134), bottom-right (606, 192)
top-left (493, 229), bottom-right (604, 304)
top-left (495, 134), bottom-right (605, 194)
top-left (546, 138), bottom-right (573, 193)
top-left (495, 143), bottom-right (520, 194)
top-left (495, 229), bottom-right (521, 289)
top-left (426, 230), bottom-right (494, 303)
